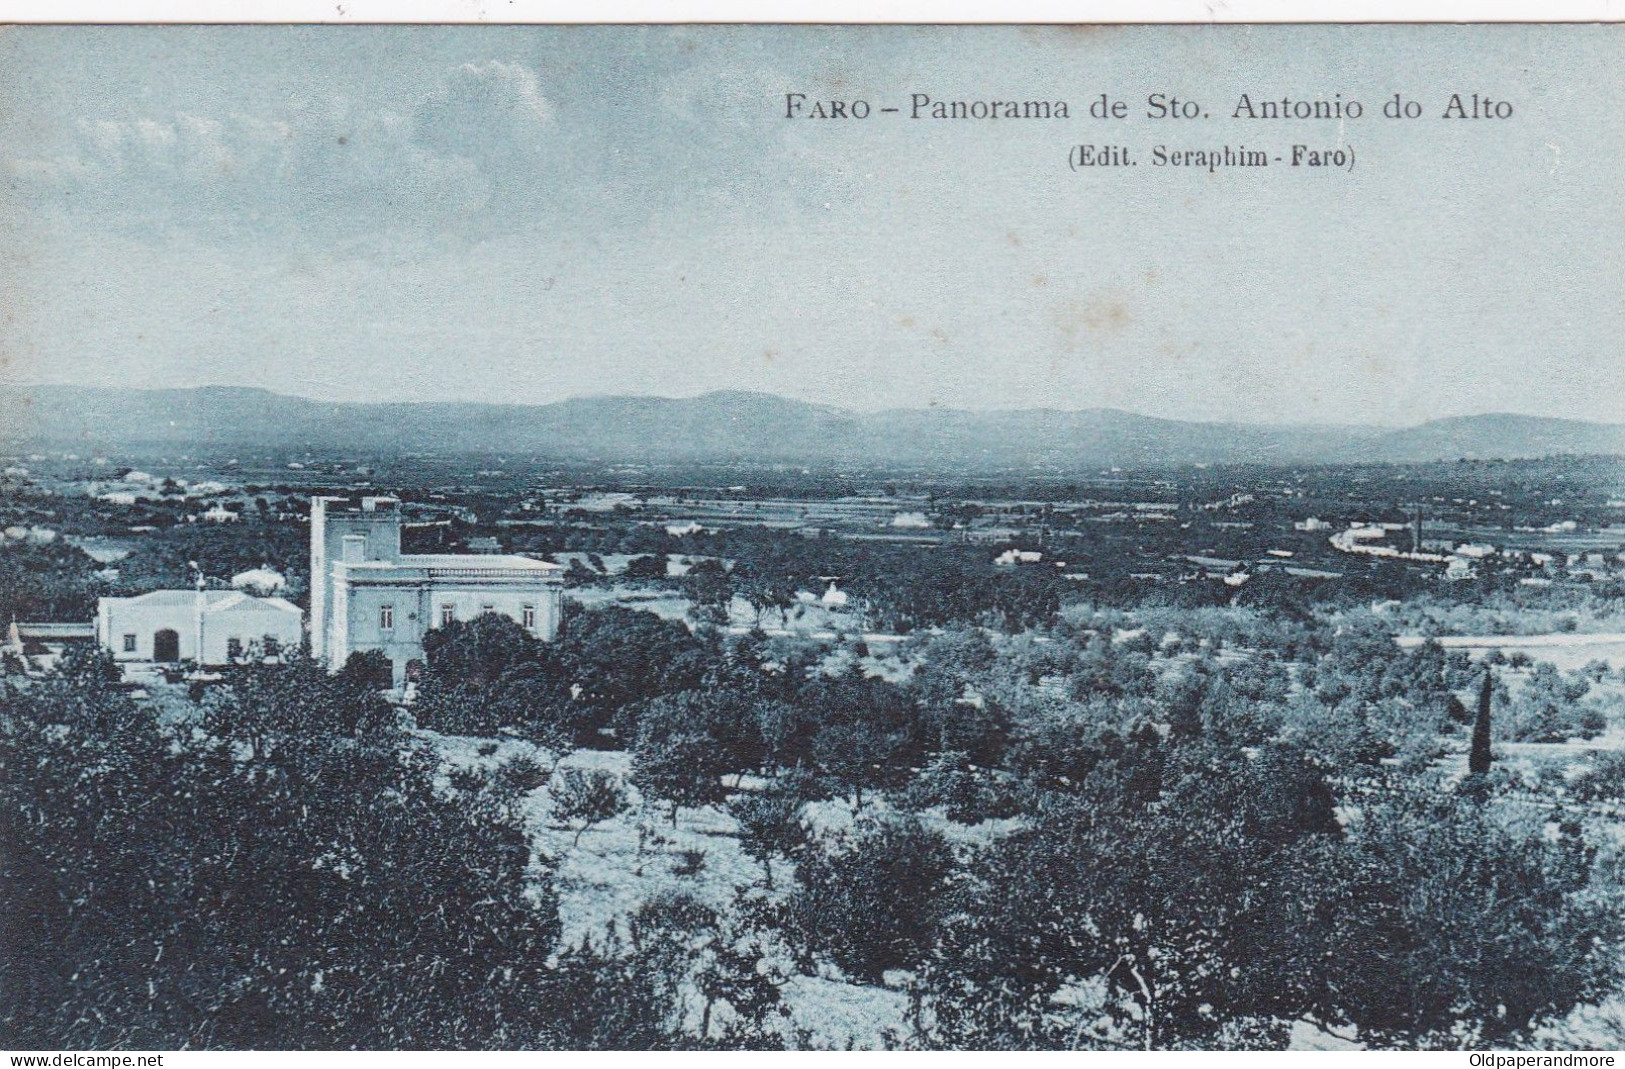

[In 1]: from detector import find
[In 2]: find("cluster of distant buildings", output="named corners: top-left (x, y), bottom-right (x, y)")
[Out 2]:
top-left (91, 470), bottom-right (236, 513)
top-left (89, 496), bottom-right (565, 687)
top-left (1319, 513), bottom-right (1624, 583)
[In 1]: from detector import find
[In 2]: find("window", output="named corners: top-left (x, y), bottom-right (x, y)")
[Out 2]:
top-left (522, 604), bottom-right (536, 630)
top-left (227, 637), bottom-right (243, 660)
top-left (481, 603), bottom-right (495, 616)
top-left (440, 604), bottom-right (455, 626)
top-left (263, 635), bottom-right (280, 657)
top-left (122, 633), bottom-right (137, 653)
top-left (379, 604), bottom-right (395, 630)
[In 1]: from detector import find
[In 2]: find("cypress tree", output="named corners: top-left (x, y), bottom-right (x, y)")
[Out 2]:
top-left (1469, 668), bottom-right (1494, 775)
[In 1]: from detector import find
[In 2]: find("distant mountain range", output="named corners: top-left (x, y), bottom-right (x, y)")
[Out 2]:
top-left (2, 385), bottom-right (1622, 469)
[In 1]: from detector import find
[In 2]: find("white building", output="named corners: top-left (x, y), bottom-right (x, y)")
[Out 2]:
top-left (96, 589), bottom-right (303, 665)
top-left (232, 566), bottom-right (287, 595)
top-left (312, 496), bottom-right (565, 686)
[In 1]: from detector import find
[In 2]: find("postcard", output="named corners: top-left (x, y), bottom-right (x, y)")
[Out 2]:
top-left (3, 21), bottom-right (1625, 1054)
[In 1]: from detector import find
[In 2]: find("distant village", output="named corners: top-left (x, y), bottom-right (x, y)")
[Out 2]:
top-left (4, 448), bottom-right (1625, 682)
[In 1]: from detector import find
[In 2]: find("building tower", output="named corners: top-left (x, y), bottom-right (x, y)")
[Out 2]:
top-left (310, 496), bottom-right (403, 664)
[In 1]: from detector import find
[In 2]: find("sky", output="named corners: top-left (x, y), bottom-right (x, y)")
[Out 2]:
top-left (1, 24), bottom-right (1622, 426)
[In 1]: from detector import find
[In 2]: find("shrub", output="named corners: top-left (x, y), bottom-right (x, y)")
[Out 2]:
top-left (1569, 752), bottom-right (1625, 803)
top-left (495, 753), bottom-right (551, 795)
top-left (900, 751), bottom-right (1018, 824)
top-left (551, 766), bottom-right (630, 847)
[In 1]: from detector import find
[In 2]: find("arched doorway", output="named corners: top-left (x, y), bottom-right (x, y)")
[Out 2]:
top-left (153, 629), bottom-right (180, 662)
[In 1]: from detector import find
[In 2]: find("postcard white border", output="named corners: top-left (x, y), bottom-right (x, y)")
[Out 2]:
top-left (0, 0), bottom-right (1622, 23)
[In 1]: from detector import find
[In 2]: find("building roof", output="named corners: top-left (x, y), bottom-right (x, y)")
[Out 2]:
top-left (100, 590), bottom-right (302, 615)
top-left (343, 553), bottom-right (562, 572)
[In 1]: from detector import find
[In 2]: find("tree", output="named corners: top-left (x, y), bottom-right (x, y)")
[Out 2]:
top-left (752, 698), bottom-right (815, 770)
top-left (1469, 669), bottom-right (1494, 776)
top-left (622, 554), bottom-right (669, 581)
top-left (1, 656), bottom-right (577, 1048)
top-left (551, 606), bottom-right (719, 740)
top-left (1504, 662), bottom-right (1601, 743)
top-left (798, 673), bottom-right (921, 808)
top-left (791, 816), bottom-right (955, 985)
top-left (202, 653), bottom-right (395, 761)
top-left (811, 718), bottom-right (900, 809)
top-left (413, 614), bottom-right (575, 747)
top-left (692, 906), bottom-right (791, 1043)
top-left (625, 687), bottom-right (764, 776)
top-left (729, 788), bottom-right (806, 888)
top-left (902, 750), bottom-right (1014, 825)
top-left (544, 932), bottom-right (685, 1049)
top-left (1322, 785), bottom-right (1623, 1048)
top-left (921, 731), bottom-right (1624, 1050)
top-left (552, 767), bottom-right (630, 847)
top-left (420, 612), bottom-right (544, 687)
top-left (632, 730), bottom-right (729, 826)
top-left (683, 559), bottom-right (733, 626)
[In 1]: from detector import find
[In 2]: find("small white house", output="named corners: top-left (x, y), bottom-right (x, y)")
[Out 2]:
top-left (821, 583), bottom-right (849, 608)
top-left (231, 566), bottom-right (287, 595)
top-left (97, 589), bottom-right (303, 665)
top-left (994, 549), bottom-right (1043, 566)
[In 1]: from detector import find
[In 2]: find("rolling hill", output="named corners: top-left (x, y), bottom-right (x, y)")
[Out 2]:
top-left (1, 385), bottom-right (1617, 469)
